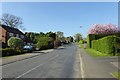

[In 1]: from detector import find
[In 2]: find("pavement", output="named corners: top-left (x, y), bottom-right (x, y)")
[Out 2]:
top-left (78, 48), bottom-right (119, 79)
top-left (1, 49), bottom-right (54, 66)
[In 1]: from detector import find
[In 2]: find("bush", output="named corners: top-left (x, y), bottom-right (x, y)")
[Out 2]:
top-left (95, 32), bottom-right (120, 40)
top-left (87, 32), bottom-right (120, 48)
top-left (79, 40), bottom-right (84, 44)
top-left (36, 37), bottom-right (54, 50)
top-left (91, 35), bottom-right (120, 55)
top-left (87, 34), bottom-right (96, 48)
top-left (0, 48), bottom-right (22, 57)
top-left (7, 37), bottom-right (24, 51)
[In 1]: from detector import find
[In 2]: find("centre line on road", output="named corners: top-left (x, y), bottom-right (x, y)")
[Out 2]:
top-left (50, 54), bottom-right (59, 60)
top-left (16, 63), bottom-right (43, 79)
top-left (15, 54), bottom-right (59, 79)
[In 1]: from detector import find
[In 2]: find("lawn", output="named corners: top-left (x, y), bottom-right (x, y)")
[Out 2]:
top-left (85, 48), bottom-right (112, 57)
top-left (111, 72), bottom-right (120, 79)
top-left (79, 44), bottom-right (87, 49)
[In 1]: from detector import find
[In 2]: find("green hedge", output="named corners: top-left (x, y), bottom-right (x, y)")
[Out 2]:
top-left (79, 40), bottom-right (84, 44)
top-left (91, 35), bottom-right (120, 55)
top-left (95, 32), bottom-right (120, 40)
top-left (87, 34), bottom-right (96, 48)
top-left (87, 32), bottom-right (120, 48)
top-left (36, 37), bottom-right (54, 50)
top-left (0, 48), bottom-right (24, 57)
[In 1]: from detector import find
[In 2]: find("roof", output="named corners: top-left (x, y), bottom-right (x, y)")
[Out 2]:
top-left (1, 25), bottom-right (33, 43)
top-left (1, 25), bottom-right (24, 35)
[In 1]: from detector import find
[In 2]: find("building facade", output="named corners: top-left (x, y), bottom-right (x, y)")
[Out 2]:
top-left (0, 25), bottom-right (33, 48)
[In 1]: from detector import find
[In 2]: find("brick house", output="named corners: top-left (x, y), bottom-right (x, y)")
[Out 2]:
top-left (0, 25), bottom-right (33, 48)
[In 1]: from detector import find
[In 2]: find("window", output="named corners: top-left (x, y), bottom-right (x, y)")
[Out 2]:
top-left (9, 33), bottom-right (13, 37)
top-left (16, 34), bottom-right (19, 38)
top-left (21, 35), bottom-right (24, 39)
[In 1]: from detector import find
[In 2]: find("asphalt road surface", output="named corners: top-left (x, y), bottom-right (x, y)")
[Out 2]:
top-left (2, 43), bottom-right (81, 79)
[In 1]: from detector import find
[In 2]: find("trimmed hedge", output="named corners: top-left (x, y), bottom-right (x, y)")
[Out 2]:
top-left (91, 35), bottom-right (120, 55)
top-left (95, 32), bottom-right (120, 40)
top-left (87, 34), bottom-right (96, 48)
top-left (87, 32), bottom-right (120, 48)
top-left (36, 37), bottom-right (54, 50)
top-left (0, 48), bottom-right (23, 57)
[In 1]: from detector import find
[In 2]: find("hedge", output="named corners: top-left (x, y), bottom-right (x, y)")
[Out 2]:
top-left (87, 34), bottom-right (96, 48)
top-left (87, 32), bottom-right (120, 48)
top-left (36, 37), bottom-right (54, 50)
top-left (91, 35), bottom-right (120, 55)
top-left (95, 32), bottom-right (120, 40)
top-left (0, 48), bottom-right (24, 57)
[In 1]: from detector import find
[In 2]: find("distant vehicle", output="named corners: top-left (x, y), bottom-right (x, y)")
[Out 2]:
top-left (23, 45), bottom-right (33, 52)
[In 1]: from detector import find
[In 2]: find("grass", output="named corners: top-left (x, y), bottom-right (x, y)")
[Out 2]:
top-left (79, 44), bottom-right (85, 48)
top-left (111, 72), bottom-right (120, 79)
top-left (85, 48), bottom-right (112, 57)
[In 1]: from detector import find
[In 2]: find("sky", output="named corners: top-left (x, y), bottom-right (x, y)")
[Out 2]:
top-left (1, 2), bottom-right (118, 37)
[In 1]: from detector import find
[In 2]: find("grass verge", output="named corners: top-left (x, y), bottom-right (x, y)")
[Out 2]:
top-left (79, 45), bottom-right (84, 48)
top-left (85, 48), bottom-right (112, 57)
top-left (111, 72), bottom-right (120, 79)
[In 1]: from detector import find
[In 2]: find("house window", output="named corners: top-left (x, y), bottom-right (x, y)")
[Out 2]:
top-left (21, 35), bottom-right (24, 39)
top-left (16, 34), bottom-right (19, 38)
top-left (9, 33), bottom-right (13, 37)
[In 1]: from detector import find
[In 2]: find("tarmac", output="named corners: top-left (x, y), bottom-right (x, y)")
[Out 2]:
top-left (0, 49), bottom-right (54, 66)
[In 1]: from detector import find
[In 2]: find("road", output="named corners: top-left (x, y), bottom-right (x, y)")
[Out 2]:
top-left (2, 43), bottom-right (81, 79)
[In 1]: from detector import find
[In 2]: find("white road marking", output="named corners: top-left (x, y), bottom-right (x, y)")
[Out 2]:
top-left (50, 54), bottom-right (59, 60)
top-left (15, 54), bottom-right (59, 79)
top-left (78, 49), bottom-right (85, 79)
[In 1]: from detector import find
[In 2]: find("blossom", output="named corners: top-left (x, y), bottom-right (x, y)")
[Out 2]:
top-left (88, 23), bottom-right (120, 34)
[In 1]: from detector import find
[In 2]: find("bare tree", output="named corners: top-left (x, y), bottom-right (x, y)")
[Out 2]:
top-left (1, 13), bottom-right (25, 30)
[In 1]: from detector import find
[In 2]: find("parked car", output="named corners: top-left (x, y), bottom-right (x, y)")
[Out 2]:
top-left (23, 45), bottom-right (33, 52)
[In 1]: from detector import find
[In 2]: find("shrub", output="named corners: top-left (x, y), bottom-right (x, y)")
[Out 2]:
top-left (36, 37), bottom-right (54, 50)
top-left (87, 34), bottom-right (96, 48)
top-left (7, 37), bottom-right (24, 51)
top-left (79, 40), bottom-right (84, 44)
top-left (91, 35), bottom-right (120, 55)
top-left (0, 48), bottom-right (22, 57)
top-left (87, 32), bottom-right (120, 48)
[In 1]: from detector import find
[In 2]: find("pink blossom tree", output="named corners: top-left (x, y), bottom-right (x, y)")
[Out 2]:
top-left (88, 23), bottom-right (120, 34)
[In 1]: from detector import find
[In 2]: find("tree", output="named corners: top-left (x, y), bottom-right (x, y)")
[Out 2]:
top-left (1, 13), bottom-right (25, 30)
top-left (56, 31), bottom-right (64, 41)
top-left (88, 23), bottom-right (120, 34)
top-left (25, 32), bottom-right (30, 39)
top-left (7, 37), bottom-right (24, 50)
top-left (36, 36), bottom-right (53, 50)
top-left (68, 36), bottom-right (74, 42)
top-left (46, 32), bottom-right (56, 40)
top-left (74, 33), bottom-right (82, 42)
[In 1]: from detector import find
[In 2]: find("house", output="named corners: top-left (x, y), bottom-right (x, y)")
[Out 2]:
top-left (0, 25), bottom-right (33, 48)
